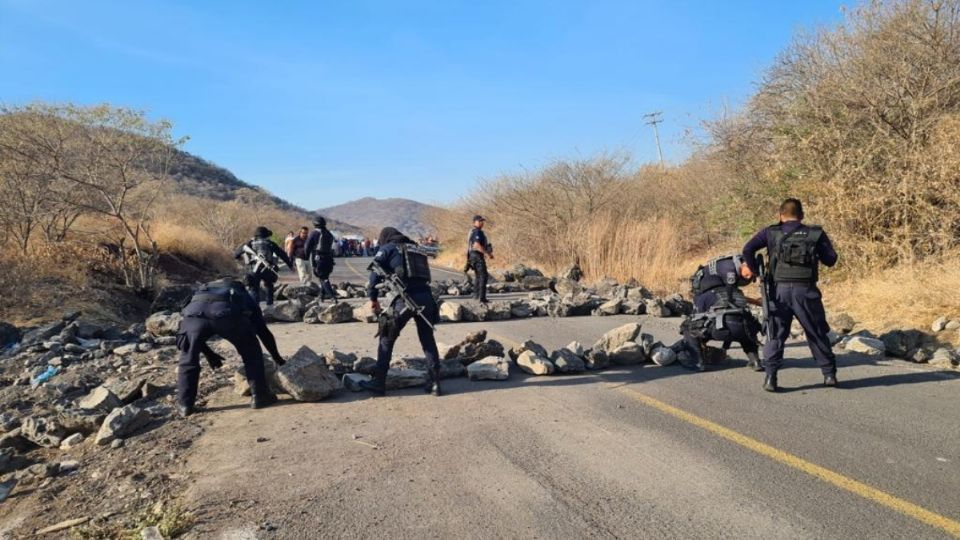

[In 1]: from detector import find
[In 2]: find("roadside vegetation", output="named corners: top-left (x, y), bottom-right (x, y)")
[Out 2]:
top-left (430, 0), bottom-right (960, 337)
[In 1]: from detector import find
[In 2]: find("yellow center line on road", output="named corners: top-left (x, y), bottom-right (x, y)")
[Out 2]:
top-left (343, 259), bottom-right (367, 280)
top-left (613, 385), bottom-right (960, 538)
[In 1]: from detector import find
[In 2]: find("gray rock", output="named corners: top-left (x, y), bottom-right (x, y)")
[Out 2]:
top-left (352, 356), bottom-right (378, 375)
top-left (509, 300), bottom-right (534, 318)
top-left (521, 275), bottom-right (552, 291)
top-left (439, 302), bottom-right (463, 323)
top-left (931, 316), bottom-right (948, 333)
top-left (828, 313), bottom-right (856, 334)
top-left (343, 373), bottom-right (371, 392)
top-left (565, 294), bottom-right (602, 317)
top-left (509, 340), bottom-right (549, 361)
top-left (21, 320), bottom-right (66, 345)
top-left (59, 460), bottom-right (79, 473)
top-left (141, 525), bottom-right (164, 540)
top-left (275, 346), bottom-right (341, 401)
top-left (280, 283), bottom-right (320, 302)
top-left (650, 347), bottom-right (677, 366)
top-left (621, 300), bottom-right (646, 315)
top-left (929, 348), bottom-right (958, 368)
top-left (0, 429), bottom-right (32, 452)
top-left (353, 303), bottom-right (378, 323)
top-left (486, 302), bottom-right (513, 321)
top-left (21, 416), bottom-right (66, 448)
top-left (609, 342), bottom-right (646, 365)
top-left (0, 448), bottom-right (12, 474)
top-left (467, 356), bottom-right (510, 381)
top-left (318, 302), bottom-right (355, 324)
top-left (94, 405), bottom-right (151, 446)
top-left (663, 294), bottom-right (692, 317)
top-left (515, 350), bottom-right (554, 375)
top-left (594, 298), bottom-right (622, 317)
top-left (644, 298), bottom-right (671, 317)
top-left (387, 369), bottom-right (427, 389)
top-left (564, 341), bottom-right (585, 357)
top-left (59, 433), bottom-right (84, 450)
top-left (880, 329), bottom-right (926, 359)
top-left (585, 348), bottom-right (610, 370)
top-left (324, 350), bottom-right (358, 375)
top-left (844, 336), bottom-right (886, 356)
top-left (459, 340), bottom-right (505, 365)
top-left (946, 320), bottom-right (960, 331)
top-left (0, 413), bottom-right (21, 433)
top-left (594, 323), bottom-right (643, 353)
top-left (553, 278), bottom-right (583, 297)
top-left (0, 479), bottom-right (16, 503)
top-left (78, 386), bottom-right (122, 413)
top-left (390, 357), bottom-right (465, 379)
top-left (263, 300), bottom-right (304, 323)
top-left (112, 343), bottom-right (139, 356)
top-left (145, 311), bottom-right (182, 337)
top-left (551, 349), bottom-right (586, 373)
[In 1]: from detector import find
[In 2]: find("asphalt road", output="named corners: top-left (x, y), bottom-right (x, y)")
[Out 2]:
top-left (180, 259), bottom-right (960, 539)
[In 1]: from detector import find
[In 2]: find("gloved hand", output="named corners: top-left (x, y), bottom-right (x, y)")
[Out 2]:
top-left (273, 355), bottom-right (286, 366)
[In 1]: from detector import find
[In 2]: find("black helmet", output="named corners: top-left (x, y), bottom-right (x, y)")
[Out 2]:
top-left (313, 215), bottom-right (327, 229)
top-left (254, 226), bottom-right (271, 238)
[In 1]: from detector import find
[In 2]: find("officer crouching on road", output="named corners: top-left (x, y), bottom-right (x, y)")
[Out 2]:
top-left (305, 216), bottom-right (339, 304)
top-left (358, 227), bottom-right (443, 397)
top-left (235, 226), bottom-right (293, 305)
top-left (680, 254), bottom-right (763, 372)
top-left (467, 215), bottom-right (493, 304)
top-left (742, 198), bottom-right (839, 392)
top-left (175, 278), bottom-right (287, 417)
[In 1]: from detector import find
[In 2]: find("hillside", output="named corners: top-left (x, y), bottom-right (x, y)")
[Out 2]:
top-left (319, 197), bottom-right (438, 239)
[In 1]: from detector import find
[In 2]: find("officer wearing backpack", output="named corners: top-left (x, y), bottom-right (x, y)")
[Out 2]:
top-left (681, 254), bottom-right (763, 372)
top-left (234, 226), bottom-right (293, 305)
top-left (358, 227), bottom-right (442, 397)
top-left (175, 278), bottom-right (287, 417)
top-left (305, 216), bottom-right (339, 303)
top-left (742, 198), bottom-right (839, 392)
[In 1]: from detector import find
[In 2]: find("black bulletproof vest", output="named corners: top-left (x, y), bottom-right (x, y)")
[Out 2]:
top-left (399, 244), bottom-right (432, 283)
top-left (250, 238), bottom-right (277, 264)
top-left (691, 255), bottom-right (744, 296)
top-left (184, 282), bottom-right (249, 318)
top-left (769, 225), bottom-right (822, 283)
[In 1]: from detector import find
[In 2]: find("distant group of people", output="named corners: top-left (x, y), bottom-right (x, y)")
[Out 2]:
top-left (175, 197), bottom-right (838, 418)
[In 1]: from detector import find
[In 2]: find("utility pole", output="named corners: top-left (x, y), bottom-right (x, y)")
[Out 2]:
top-left (643, 112), bottom-right (664, 169)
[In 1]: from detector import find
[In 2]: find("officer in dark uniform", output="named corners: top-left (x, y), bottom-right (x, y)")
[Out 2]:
top-left (305, 216), bottom-right (338, 303)
top-left (175, 278), bottom-right (287, 417)
top-left (358, 227), bottom-right (442, 397)
top-left (742, 198), bottom-right (839, 392)
top-left (234, 226), bottom-right (293, 305)
top-left (467, 215), bottom-right (493, 303)
top-left (680, 254), bottom-right (763, 372)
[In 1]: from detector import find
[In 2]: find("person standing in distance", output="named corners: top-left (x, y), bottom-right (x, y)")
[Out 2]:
top-left (175, 278), bottom-right (286, 417)
top-left (235, 226), bottom-right (293, 305)
top-left (305, 216), bottom-right (338, 303)
top-left (288, 226), bottom-right (313, 285)
top-left (741, 198), bottom-right (839, 392)
top-left (467, 215), bottom-right (493, 304)
top-left (358, 227), bottom-right (443, 397)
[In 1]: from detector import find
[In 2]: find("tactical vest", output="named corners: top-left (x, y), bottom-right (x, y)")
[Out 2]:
top-left (691, 254), bottom-right (746, 296)
top-left (770, 225), bottom-right (822, 283)
top-left (399, 244), bottom-right (431, 283)
top-left (250, 238), bottom-right (277, 264)
top-left (186, 281), bottom-right (250, 318)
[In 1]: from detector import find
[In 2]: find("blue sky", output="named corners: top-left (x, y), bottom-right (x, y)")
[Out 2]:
top-left (0, 0), bottom-right (843, 208)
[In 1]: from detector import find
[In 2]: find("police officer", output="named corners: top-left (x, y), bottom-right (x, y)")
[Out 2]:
top-left (175, 278), bottom-right (287, 417)
top-left (742, 198), bottom-right (839, 392)
top-left (467, 215), bottom-right (493, 304)
top-left (358, 227), bottom-right (442, 397)
top-left (305, 216), bottom-right (338, 303)
top-left (680, 254), bottom-right (763, 372)
top-left (234, 226), bottom-right (293, 305)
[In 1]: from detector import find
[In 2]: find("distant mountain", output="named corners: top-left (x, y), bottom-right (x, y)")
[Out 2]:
top-left (167, 150), bottom-right (361, 233)
top-left (318, 197), bottom-right (438, 239)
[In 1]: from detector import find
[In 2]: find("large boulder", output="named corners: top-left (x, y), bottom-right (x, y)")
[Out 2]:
top-left (145, 311), bottom-right (182, 337)
top-left (280, 283), bottom-right (320, 302)
top-left (828, 312), bottom-right (856, 335)
top-left (467, 356), bottom-right (510, 381)
top-left (486, 302), bottom-right (513, 321)
top-left (78, 386), bottom-right (122, 413)
top-left (594, 323), bottom-right (643, 354)
top-left (502, 264), bottom-right (543, 282)
top-left (439, 302), bottom-right (463, 323)
top-left (844, 336), bottom-right (886, 356)
top-left (353, 303), bottom-right (378, 323)
top-left (879, 329), bottom-right (926, 359)
top-left (509, 340), bottom-right (549, 361)
top-left (521, 275), bottom-right (552, 291)
top-left (593, 299), bottom-right (622, 317)
top-left (565, 294), bottom-right (602, 317)
top-left (352, 356), bottom-right (378, 375)
top-left (460, 301), bottom-right (489, 322)
top-left (390, 357), bottom-right (465, 379)
top-left (516, 350), bottom-right (555, 375)
top-left (553, 278), bottom-right (582, 297)
top-left (150, 285), bottom-right (194, 313)
top-left (324, 350), bottom-right (358, 375)
top-left (550, 349), bottom-right (586, 373)
top-left (386, 369), bottom-right (428, 389)
top-left (21, 417), bottom-right (67, 448)
top-left (94, 405), bottom-right (151, 446)
top-left (263, 301), bottom-right (304, 323)
top-left (609, 342), bottom-right (646, 365)
top-left (308, 302), bottom-right (354, 324)
top-left (274, 347), bottom-right (341, 401)
top-left (509, 300), bottom-right (534, 319)
top-left (650, 347), bottom-right (677, 366)
top-left (459, 340), bottom-right (505, 365)
top-left (585, 348), bottom-right (610, 370)
top-left (929, 348), bottom-right (958, 368)
top-left (644, 299), bottom-right (671, 317)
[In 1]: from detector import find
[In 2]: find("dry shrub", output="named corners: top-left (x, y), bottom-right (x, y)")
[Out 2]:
top-left (824, 255), bottom-right (960, 343)
top-left (151, 220), bottom-right (235, 274)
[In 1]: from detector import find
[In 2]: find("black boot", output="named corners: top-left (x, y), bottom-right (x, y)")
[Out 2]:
top-left (746, 352), bottom-right (764, 372)
top-left (177, 403), bottom-right (194, 418)
top-left (763, 372), bottom-right (779, 393)
top-left (250, 379), bottom-right (278, 409)
top-left (823, 374), bottom-right (838, 387)
top-left (424, 369), bottom-right (442, 397)
top-left (358, 373), bottom-right (386, 396)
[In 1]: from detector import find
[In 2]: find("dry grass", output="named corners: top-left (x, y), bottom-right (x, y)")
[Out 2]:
top-left (824, 256), bottom-right (960, 342)
top-left (151, 220), bottom-right (235, 274)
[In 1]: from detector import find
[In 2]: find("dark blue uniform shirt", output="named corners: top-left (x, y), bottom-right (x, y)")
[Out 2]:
top-left (742, 221), bottom-right (838, 279)
top-left (468, 227), bottom-right (488, 254)
top-left (368, 242), bottom-right (431, 301)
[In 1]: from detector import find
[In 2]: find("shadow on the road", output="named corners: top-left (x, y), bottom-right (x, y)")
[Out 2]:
top-left (780, 369), bottom-right (959, 392)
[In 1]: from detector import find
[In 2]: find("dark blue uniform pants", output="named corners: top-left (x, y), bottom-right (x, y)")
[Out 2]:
top-left (245, 271), bottom-right (277, 305)
top-left (375, 291), bottom-right (440, 381)
top-left (176, 314), bottom-right (267, 407)
top-left (763, 283), bottom-right (836, 376)
top-left (469, 252), bottom-right (488, 301)
top-left (684, 316), bottom-right (759, 355)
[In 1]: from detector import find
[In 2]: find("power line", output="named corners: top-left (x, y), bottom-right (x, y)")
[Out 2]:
top-left (643, 111), bottom-right (664, 169)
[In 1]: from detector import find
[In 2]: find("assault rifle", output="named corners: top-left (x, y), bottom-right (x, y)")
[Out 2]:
top-left (756, 254), bottom-right (774, 343)
top-left (368, 260), bottom-right (436, 331)
top-left (241, 245), bottom-right (279, 277)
